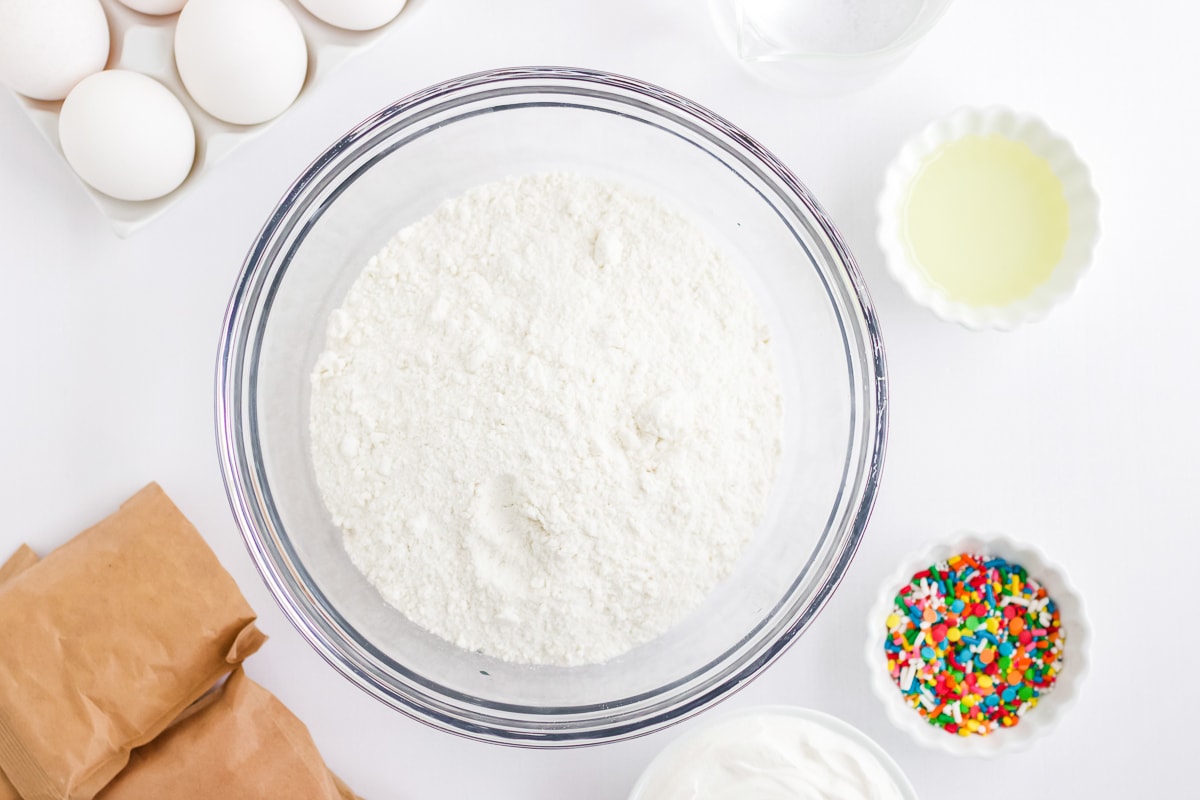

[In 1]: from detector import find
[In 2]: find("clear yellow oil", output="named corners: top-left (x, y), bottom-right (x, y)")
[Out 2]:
top-left (902, 134), bottom-right (1070, 306)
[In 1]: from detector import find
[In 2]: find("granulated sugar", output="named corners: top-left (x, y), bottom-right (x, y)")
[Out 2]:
top-left (309, 173), bottom-right (782, 666)
top-left (740, 0), bottom-right (924, 54)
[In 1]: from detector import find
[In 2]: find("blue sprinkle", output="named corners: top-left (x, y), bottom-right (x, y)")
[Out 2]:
top-left (981, 631), bottom-right (1000, 646)
top-left (984, 558), bottom-right (1006, 568)
top-left (986, 694), bottom-right (1000, 707)
top-left (921, 646), bottom-right (936, 659)
top-left (960, 635), bottom-right (980, 646)
top-left (985, 583), bottom-right (996, 605)
top-left (998, 642), bottom-right (1014, 656)
top-left (950, 600), bottom-right (965, 614)
top-left (1002, 687), bottom-right (1017, 702)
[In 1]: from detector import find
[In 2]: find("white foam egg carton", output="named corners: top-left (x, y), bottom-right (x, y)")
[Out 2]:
top-left (10, 0), bottom-right (408, 237)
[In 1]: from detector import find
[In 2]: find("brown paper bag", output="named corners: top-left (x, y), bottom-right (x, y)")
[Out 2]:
top-left (0, 758), bottom-right (16, 800)
top-left (0, 544), bottom-right (37, 586)
top-left (0, 755), bottom-right (16, 799)
top-left (97, 669), bottom-right (362, 800)
top-left (0, 484), bottom-right (267, 800)
top-left (0, 545), bottom-right (40, 800)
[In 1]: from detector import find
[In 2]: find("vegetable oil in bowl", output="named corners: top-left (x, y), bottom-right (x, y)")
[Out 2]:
top-left (901, 134), bottom-right (1070, 307)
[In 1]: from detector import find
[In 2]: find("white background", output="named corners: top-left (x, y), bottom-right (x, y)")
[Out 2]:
top-left (1, 1), bottom-right (1195, 797)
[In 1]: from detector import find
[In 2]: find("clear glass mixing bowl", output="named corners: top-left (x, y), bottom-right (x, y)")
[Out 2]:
top-left (216, 67), bottom-right (887, 746)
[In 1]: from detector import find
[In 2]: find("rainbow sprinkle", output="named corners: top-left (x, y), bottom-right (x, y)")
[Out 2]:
top-left (883, 553), bottom-right (1064, 736)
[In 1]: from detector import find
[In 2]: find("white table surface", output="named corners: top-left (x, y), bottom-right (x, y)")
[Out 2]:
top-left (1, 1), bottom-right (1195, 797)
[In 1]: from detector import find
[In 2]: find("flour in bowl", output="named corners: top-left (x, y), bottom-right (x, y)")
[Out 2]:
top-left (309, 173), bottom-right (782, 666)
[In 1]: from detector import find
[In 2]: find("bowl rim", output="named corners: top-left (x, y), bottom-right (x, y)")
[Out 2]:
top-left (215, 65), bottom-right (889, 747)
top-left (876, 106), bottom-right (1101, 330)
top-left (864, 533), bottom-right (1092, 757)
top-left (627, 705), bottom-right (918, 799)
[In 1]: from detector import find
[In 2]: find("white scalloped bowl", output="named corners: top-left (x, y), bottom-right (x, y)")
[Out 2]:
top-left (864, 534), bottom-right (1091, 757)
top-left (877, 107), bottom-right (1100, 330)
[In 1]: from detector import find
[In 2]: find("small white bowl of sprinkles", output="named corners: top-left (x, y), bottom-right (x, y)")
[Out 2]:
top-left (877, 107), bottom-right (1100, 330)
top-left (865, 534), bottom-right (1091, 756)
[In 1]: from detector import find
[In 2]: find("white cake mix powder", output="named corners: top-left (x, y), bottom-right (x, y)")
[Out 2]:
top-left (309, 173), bottom-right (782, 666)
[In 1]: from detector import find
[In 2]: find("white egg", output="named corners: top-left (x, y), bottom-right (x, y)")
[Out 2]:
top-left (115, 0), bottom-right (187, 14)
top-left (59, 71), bottom-right (196, 202)
top-left (175, 0), bottom-right (308, 126)
top-left (296, 0), bottom-right (407, 31)
top-left (0, 0), bottom-right (110, 101)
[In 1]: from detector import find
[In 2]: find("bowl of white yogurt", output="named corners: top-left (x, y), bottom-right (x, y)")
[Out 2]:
top-left (630, 706), bottom-right (917, 799)
top-left (216, 67), bottom-right (887, 745)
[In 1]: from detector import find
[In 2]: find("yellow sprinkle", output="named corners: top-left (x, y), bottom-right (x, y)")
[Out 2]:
top-left (886, 614), bottom-right (900, 629)
top-left (966, 720), bottom-right (980, 732)
top-left (958, 727), bottom-right (971, 736)
top-left (977, 675), bottom-right (993, 690)
top-left (985, 618), bottom-right (999, 634)
top-left (946, 627), bottom-right (961, 642)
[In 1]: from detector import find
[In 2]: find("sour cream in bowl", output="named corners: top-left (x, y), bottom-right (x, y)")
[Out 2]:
top-left (629, 706), bottom-right (916, 800)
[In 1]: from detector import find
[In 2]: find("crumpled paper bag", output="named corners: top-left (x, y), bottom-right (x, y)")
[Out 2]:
top-left (0, 484), bottom-right (267, 800)
top-left (97, 669), bottom-right (362, 800)
top-left (0, 545), bottom-right (40, 800)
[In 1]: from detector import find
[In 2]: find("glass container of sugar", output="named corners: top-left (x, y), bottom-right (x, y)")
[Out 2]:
top-left (709, 0), bottom-right (955, 93)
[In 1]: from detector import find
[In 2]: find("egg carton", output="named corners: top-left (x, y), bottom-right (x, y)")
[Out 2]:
top-left (11, 0), bottom-right (408, 237)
